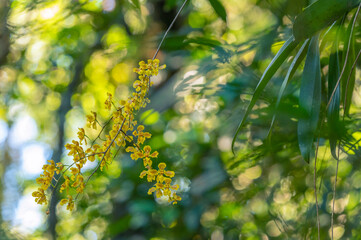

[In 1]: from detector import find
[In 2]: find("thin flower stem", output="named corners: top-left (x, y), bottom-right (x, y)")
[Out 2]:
top-left (120, 129), bottom-right (141, 150)
top-left (113, 145), bottom-right (123, 159)
top-left (152, 0), bottom-right (189, 60)
top-left (91, 117), bottom-right (113, 147)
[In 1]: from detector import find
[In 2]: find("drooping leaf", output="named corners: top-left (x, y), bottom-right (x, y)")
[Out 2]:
top-left (268, 39), bottom-right (309, 138)
top-left (208, 0), bottom-right (227, 22)
top-left (327, 35), bottom-right (341, 159)
top-left (293, 0), bottom-right (361, 40)
top-left (341, 12), bottom-right (357, 116)
top-left (327, 53), bottom-right (340, 159)
top-left (232, 37), bottom-right (299, 153)
top-left (297, 36), bottom-right (321, 163)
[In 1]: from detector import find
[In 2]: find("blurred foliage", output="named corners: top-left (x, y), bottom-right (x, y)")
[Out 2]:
top-left (2, 0), bottom-right (361, 240)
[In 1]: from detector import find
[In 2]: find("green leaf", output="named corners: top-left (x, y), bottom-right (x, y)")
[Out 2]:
top-left (268, 39), bottom-right (309, 138)
top-left (326, 17), bottom-right (346, 159)
top-left (208, 0), bottom-right (227, 22)
top-left (293, 0), bottom-right (361, 40)
top-left (184, 37), bottom-right (222, 47)
top-left (232, 37), bottom-right (299, 153)
top-left (297, 36), bottom-right (321, 163)
top-left (341, 12), bottom-right (357, 116)
top-left (327, 36), bottom-right (341, 160)
top-left (130, 0), bottom-right (140, 9)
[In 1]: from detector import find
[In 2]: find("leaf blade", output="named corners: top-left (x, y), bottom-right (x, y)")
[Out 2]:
top-left (297, 36), bottom-right (321, 163)
top-left (327, 40), bottom-right (341, 160)
top-left (293, 0), bottom-right (361, 40)
top-left (268, 39), bottom-right (309, 138)
top-left (232, 37), bottom-right (298, 153)
top-left (341, 12), bottom-right (357, 116)
top-left (208, 0), bottom-right (227, 22)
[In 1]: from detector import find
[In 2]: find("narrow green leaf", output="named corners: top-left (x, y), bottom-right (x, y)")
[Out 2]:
top-left (341, 13), bottom-right (357, 116)
top-left (327, 37), bottom-right (341, 160)
top-left (232, 37), bottom-right (298, 153)
top-left (130, 0), bottom-right (140, 9)
top-left (268, 39), bottom-right (309, 138)
top-left (184, 37), bottom-right (222, 47)
top-left (208, 0), bottom-right (227, 22)
top-left (327, 18), bottom-right (347, 160)
top-left (297, 36), bottom-right (321, 163)
top-left (293, 0), bottom-right (361, 40)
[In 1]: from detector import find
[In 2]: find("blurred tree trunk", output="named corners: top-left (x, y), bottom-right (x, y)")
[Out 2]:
top-left (47, 62), bottom-right (84, 239)
top-left (0, 0), bottom-right (9, 65)
top-left (47, 29), bottom-right (105, 236)
top-left (0, 131), bottom-right (12, 229)
top-left (0, 0), bottom-right (10, 232)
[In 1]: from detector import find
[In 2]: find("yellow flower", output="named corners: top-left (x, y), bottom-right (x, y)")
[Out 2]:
top-left (77, 128), bottom-right (87, 145)
top-left (60, 176), bottom-right (70, 193)
top-left (59, 198), bottom-right (68, 206)
top-left (140, 170), bottom-right (147, 178)
top-left (66, 195), bottom-right (74, 211)
top-left (105, 93), bottom-right (113, 110)
top-left (56, 162), bottom-right (64, 174)
top-left (148, 187), bottom-right (156, 195)
top-left (71, 174), bottom-right (84, 188)
top-left (146, 169), bottom-right (158, 182)
top-left (32, 188), bottom-right (47, 205)
top-left (70, 167), bottom-right (79, 175)
top-left (86, 111), bottom-right (97, 129)
top-left (65, 140), bottom-right (83, 157)
top-left (171, 184), bottom-right (179, 190)
top-left (155, 190), bottom-right (163, 198)
top-left (171, 194), bottom-right (182, 204)
top-left (158, 163), bottom-right (166, 174)
top-left (164, 170), bottom-right (175, 178)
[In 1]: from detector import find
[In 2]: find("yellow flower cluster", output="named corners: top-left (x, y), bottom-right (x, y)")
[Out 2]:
top-left (128, 59), bottom-right (181, 204)
top-left (32, 160), bottom-right (63, 205)
top-left (33, 59), bottom-right (181, 212)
